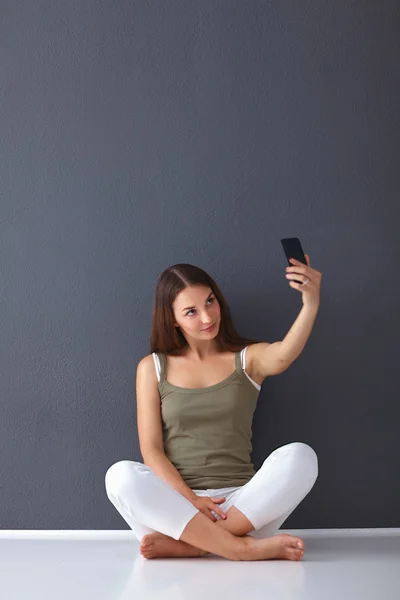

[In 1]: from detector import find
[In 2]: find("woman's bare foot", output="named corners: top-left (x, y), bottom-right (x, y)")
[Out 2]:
top-left (241, 533), bottom-right (305, 562)
top-left (140, 531), bottom-right (208, 559)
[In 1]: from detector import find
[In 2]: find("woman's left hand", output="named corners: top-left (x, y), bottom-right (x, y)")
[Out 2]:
top-left (285, 254), bottom-right (322, 307)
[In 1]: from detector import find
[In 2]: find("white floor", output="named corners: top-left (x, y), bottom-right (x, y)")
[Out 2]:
top-left (1, 529), bottom-right (399, 600)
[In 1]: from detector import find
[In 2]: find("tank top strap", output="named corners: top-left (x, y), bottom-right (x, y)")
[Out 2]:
top-left (235, 348), bottom-right (244, 375)
top-left (157, 352), bottom-right (167, 383)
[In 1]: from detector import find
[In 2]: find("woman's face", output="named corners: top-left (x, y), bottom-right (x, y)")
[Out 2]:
top-left (172, 285), bottom-right (221, 339)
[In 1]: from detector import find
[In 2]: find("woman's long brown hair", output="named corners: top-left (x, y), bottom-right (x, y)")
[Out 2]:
top-left (149, 263), bottom-right (262, 355)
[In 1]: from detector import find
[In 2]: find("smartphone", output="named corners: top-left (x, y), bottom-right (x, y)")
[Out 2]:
top-left (280, 237), bottom-right (307, 285)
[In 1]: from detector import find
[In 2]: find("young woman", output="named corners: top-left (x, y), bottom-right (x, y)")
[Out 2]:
top-left (105, 256), bottom-right (322, 561)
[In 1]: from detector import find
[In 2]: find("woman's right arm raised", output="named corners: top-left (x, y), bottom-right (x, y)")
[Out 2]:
top-left (136, 356), bottom-right (198, 504)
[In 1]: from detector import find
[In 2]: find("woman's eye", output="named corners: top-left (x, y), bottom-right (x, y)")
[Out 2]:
top-left (187, 297), bottom-right (214, 316)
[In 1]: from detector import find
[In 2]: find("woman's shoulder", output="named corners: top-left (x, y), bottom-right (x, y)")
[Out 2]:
top-left (137, 353), bottom-right (159, 373)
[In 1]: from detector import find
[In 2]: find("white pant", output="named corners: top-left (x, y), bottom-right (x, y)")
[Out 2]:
top-left (105, 441), bottom-right (318, 542)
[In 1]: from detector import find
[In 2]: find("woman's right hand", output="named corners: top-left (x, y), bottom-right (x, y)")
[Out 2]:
top-left (192, 495), bottom-right (227, 522)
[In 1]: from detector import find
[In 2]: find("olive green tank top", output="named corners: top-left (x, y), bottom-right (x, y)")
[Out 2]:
top-left (152, 348), bottom-right (261, 490)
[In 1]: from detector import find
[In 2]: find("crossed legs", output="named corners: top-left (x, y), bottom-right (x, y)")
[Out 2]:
top-left (106, 442), bottom-right (318, 561)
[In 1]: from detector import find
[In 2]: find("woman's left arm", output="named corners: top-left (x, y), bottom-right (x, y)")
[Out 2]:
top-left (279, 254), bottom-right (322, 365)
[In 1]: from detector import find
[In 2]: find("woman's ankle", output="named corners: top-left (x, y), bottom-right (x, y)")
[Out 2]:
top-left (237, 535), bottom-right (256, 561)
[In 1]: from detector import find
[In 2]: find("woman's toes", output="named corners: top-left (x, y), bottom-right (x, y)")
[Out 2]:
top-left (288, 537), bottom-right (305, 560)
top-left (139, 534), bottom-right (154, 558)
top-left (289, 547), bottom-right (303, 561)
top-left (140, 534), bottom-right (151, 548)
top-left (282, 533), bottom-right (305, 551)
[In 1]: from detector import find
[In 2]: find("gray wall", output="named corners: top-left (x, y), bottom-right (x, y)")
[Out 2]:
top-left (1, 0), bottom-right (399, 530)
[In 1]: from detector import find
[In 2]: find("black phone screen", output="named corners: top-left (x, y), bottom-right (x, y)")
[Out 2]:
top-left (280, 237), bottom-right (307, 266)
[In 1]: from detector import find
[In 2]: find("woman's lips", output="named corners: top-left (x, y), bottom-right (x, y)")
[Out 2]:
top-left (202, 323), bottom-right (216, 332)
